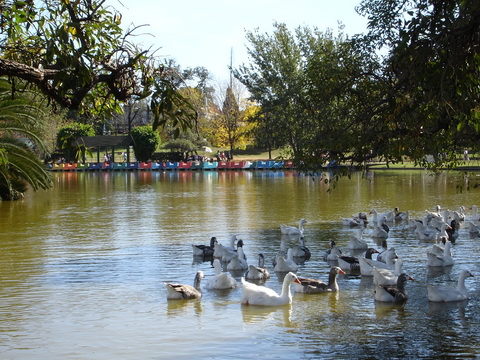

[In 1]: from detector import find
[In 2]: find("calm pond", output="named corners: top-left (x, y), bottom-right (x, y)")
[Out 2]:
top-left (1, 169), bottom-right (479, 359)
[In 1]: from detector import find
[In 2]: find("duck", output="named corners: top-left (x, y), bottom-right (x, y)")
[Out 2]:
top-left (293, 266), bottom-right (346, 293)
top-left (227, 245), bottom-right (248, 271)
top-left (376, 247), bottom-right (397, 263)
top-left (341, 213), bottom-right (367, 227)
top-left (394, 207), bottom-right (409, 222)
top-left (245, 254), bottom-right (270, 281)
top-left (359, 250), bottom-right (397, 276)
top-left (192, 236), bottom-right (217, 258)
top-left (337, 248), bottom-right (379, 272)
top-left (241, 272), bottom-right (301, 306)
top-left (272, 240), bottom-right (287, 268)
top-left (427, 240), bottom-right (454, 267)
top-left (165, 271), bottom-right (204, 300)
top-left (323, 241), bottom-right (343, 261)
top-left (280, 218), bottom-right (307, 237)
top-left (370, 217), bottom-right (389, 239)
top-left (427, 270), bottom-right (474, 302)
top-left (374, 273), bottom-right (414, 303)
top-left (274, 248), bottom-right (298, 273)
top-left (291, 237), bottom-right (311, 259)
top-left (347, 228), bottom-right (368, 250)
top-left (467, 221), bottom-right (480, 237)
top-left (446, 219), bottom-right (459, 243)
top-left (372, 258), bottom-right (404, 286)
top-left (414, 221), bottom-right (442, 242)
top-left (222, 239), bottom-right (247, 263)
top-left (205, 259), bottom-right (238, 290)
top-left (213, 234), bottom-right (238, 259)
top-left (469, 205), bottom-right (480, 222)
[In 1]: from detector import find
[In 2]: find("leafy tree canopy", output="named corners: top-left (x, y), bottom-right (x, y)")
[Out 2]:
top-left (0, 0), bottom-right (195, 130)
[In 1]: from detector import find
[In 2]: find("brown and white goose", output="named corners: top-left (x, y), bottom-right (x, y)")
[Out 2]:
top-left (165, 271), bottom-right (204, 300)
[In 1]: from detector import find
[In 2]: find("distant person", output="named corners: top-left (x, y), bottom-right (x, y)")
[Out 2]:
top-left (464, 148), bottom-right (469, 161)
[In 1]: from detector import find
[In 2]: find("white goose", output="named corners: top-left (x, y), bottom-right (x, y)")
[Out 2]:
top-left (370, 216), bottom-right (389, 239)
top-left (241, 272), bottom-right (301, 306)
top-left (205, 259), bottom-right (238, 290)
top-left (467, 221), bottom-right (480, 237)
top-left (323, 241), bottom-right (343, 261)
top-left (359, 250), bottom-right (397, 276)
top-left (374, 273), bottom-right (414, 303)
top-left (244, 254), bottom-right (270, 281)
top-left (427, 270), bottom-right (474, 302)
top-left (165, 271), bottom-right (204, 300)
top-left (280, 218), bottom-right (307, 237)
top-left (227, 246), bottom-right (248, 271)
top-left (372, 258), bottom-right (405, 286)
top-left (347, 228), bottom-right (368, 250)
top-left (427, 240), bottom-right (454, 267)
top-left (213, 234), bottom-right (238, 259)
top-left (293, 267), bottom-right (346, 293)
top-left (274, 248), bottom-right (298, 273)
top-left (469, 205), bottom-right (480, 222)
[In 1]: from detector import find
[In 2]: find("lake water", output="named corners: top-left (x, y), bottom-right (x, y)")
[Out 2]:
top-left (0, 169), bottom-right (479, 359)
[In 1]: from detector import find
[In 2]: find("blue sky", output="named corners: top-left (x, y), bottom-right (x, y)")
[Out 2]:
top-left (109, 0), bottom-right (368, 83)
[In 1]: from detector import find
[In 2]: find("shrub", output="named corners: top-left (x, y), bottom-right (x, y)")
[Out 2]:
top-left (56, 123), bottom-right (95, 162)
top-left (131, 126), bottom-right (160, 161)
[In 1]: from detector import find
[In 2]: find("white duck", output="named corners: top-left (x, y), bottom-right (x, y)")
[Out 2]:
top-left (213, 234), bottom-right (238, 259)
top-left (293, 267), bottom-right (346, 293)
top-left (415, 223), bottom-right (440, 241)
top-left (469, 205), bottom-right (480, 222)
top-left (359, 250), bottom-right (397, 276)
top-left (192, 236), bottom-right (217, 258)
top-left (205, 259), bottom-right (238, 290)
top-left (374, 273), bottom-right (414, 303)
top-left (165, 271), bottom-right (204, 300)
top-left (347, 228), bottom-right (368, 250)
top-left (241, 272), bottom-right (301, 306)
top-left (467, 221), bottom-right (480, 237)
top-left (427, 240), bottom-right (454, 267)
top-left (280, 218), bottom-right (307, 237)
top-left (221, 239), bottom-right (247, 263)
top-left (372, 258), bottom-right (405, 286)
top-left (274, 248), bottom-right (298, 273)
top-left (341, 213), bottom-right (367, 227)
top-left (427, 270), bottom-right (474, 302)
top-left (370, 217), bottom-right (389, 239)
top-left (245, 254), bottom-right (270, 281)
top-left (323, 241), bottom-right (343, 261)
top-left (227, 246), bottom-right (248, 271)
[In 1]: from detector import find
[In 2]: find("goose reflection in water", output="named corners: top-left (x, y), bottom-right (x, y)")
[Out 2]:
top-left (241, 304), bottom-right (292, 327)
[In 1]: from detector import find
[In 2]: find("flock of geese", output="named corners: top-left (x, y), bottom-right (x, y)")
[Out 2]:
top-left (165, 206), bottom-right (477, 306)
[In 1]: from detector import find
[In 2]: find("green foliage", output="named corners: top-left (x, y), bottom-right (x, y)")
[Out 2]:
top-left (0, 0), bottom-right (195, 131)
top-left (0, 78), bottom-right (52, 200)
top-left (130, 126), bottom-right (160, 162)
top-left (56, 122), bottom-right (95, 162)
top-left (236, 0), bottom-right (480, 173)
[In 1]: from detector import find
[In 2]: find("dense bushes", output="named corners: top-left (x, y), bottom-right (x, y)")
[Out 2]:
top-left (131, 126), bottom-right (160, 161)
top-left (56, 123), bottom-right (95, 162)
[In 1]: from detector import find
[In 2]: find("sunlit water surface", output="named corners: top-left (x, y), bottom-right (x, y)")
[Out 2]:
top-left (1, 170), bottom-right (480, 359)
